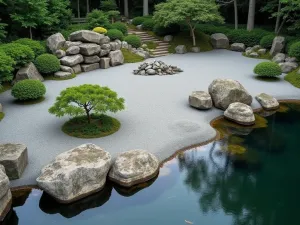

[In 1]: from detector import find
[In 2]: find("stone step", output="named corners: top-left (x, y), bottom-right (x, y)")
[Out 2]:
top-left (150, 53), bottom-right (169, 57)
top-left (152, 50), bottom-right (169, 54)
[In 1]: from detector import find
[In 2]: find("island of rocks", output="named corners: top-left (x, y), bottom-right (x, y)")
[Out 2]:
top-left (133, 61), bottom-right (183, 76)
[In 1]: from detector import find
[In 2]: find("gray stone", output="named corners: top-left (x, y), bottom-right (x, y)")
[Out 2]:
top-left (146, 69), bottom-right (156, 75)
top-left (54, 71), bottom-right (72, 79)
top-left (55, 49), bottom-right (66, 59)
top-left (100, 36), bottom-right (110, 45)
top-left (60, 65), bottom-right (74, 74)
top-left (208, 79), bottom-right (252, 110)
top-left (230, 43), bottom-right (245, 52)
top-left (109, 149), bottom-right (159, 187)
top-left (60, 55), bottom-right (84, 67)
top-left (14, 62), bottom-right (44, 83)
top-left (245, 49), bottom-right (252, 55)
top-left (210, 33), bottom-right (229, 49)
top-left (79, 43), bottom-right (101, 56)
top-left (189, 91), bottom-right (212, 109)
top-left (270, 36), bottom-right (285, 56)
top-left (84, 55), bottom-right (100, 64)
top-left (121, 41), bottom-right (128, 49)
top-left (0, 143), bottom-right (28, 180)
top-left (109, 50), bottom-right (124, 66)
top-left (47, 33), bottom-right (66, 53)
top-left (279, 62), bottom-right (298, 73)
top-left (136, 25), bottom-right (143, 30)
top-left (0, 165), bottom-right (11, 222)
top-left (36, 144), bottom-right (111, 203)
top-left (285, 57), bottom-right (297, 62)
top-left (224, 102), bottom-right (255, 125)
top-left (245, 47), bottom-right (252, 51)
top-left (0, 103), bottom-right (2, 113)
top-left (0, 165), bottom-right (9, 199)
top-left (175, 45), bottom-right (187, 54)
top-left (72, 64), bottom-right (82, 74)
top-left (63, 41), bottom-right (82, 49)
top-left (69, 30), bottom-right (104, 44)
top-left (252, 45), bottom-right (261, 51)
top-left (257, 48), bottom-right (267, 55)
top-left (115, 41), bottom-right (121, 50)
top-left (272, 53), bottom-right (286, 63)
top-left (110, 42), bottom-right (117, 51)
top-left (101, 43), bottom-right (111, 51)
top-left (81, 63), bottom-right (100, 72)
top-left (66, 46), bottom-right (80, 55)
top-left (249, 52), bottom-right (259, 57)
top-left (255, 93), bottom-right (279, 110)
top-left (164, 35), bottom-right (173, 42)
top-left (99, 49), bottom-right (110, 57)
top-left (191, 47), bottom-right (200, 53)
top-left (100, 58), bottom-right (110, 69)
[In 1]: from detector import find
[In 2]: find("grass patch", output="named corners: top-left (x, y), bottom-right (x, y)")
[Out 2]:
top-left (284, 68), bottom-right (300, 88)
top-left (62, 114), bottom-right (121, 138)
top-left (144, 41), bottom-right (158, 49)
top-left (0, 82), bottom-right (12, 94)
top-left (13, 97), bottom-right (45, 105)
top-left (242, 52), bottom-right (272, 60)
top-left (44, 73), bottom-right (77, 81)
top-left (0, 112), bottom-right (4, 121)
top-left (168, 31), bottom-right (212, 53)
top-left (121, 48), bottom-right (144, 63)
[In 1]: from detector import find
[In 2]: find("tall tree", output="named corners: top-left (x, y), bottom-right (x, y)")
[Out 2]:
top-left (143, 0), bottom-right (149, 16)
top-left (86, 0), bottom-right (90, 14)
top-left (124, 0), bottom-right (129, 17)
top-left (217, 0), bottom-right (238, 29)
top-left (247, 0), bottom-right (256, 31)
top-left (77, 0), bottom-right (80, 18)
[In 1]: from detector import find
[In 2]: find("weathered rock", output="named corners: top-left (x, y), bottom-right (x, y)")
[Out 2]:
top-left (0, 143), bottom-right (28, 180)
top-left (109, 50), bottom-right (124, 66)
top-left (47, 33), bottom-right (66, 53)
top-left (0, 103), bottom-right (2, 113)
top-left (63, 41), bottom-right (82, 49)
top-left (69, 30), bottom-right (104, 44)
top-left (81, 63), bottom-right (100, 72)
top-left (136, 25), bottom-right (143, 30)
top-left (110, 42), bottom-right (117, 51)
top-left (252, 45), bottom-right (261, 51)
top-left (245, 49), bottom-right (252, 55)
top-left (175, 45), bottom-right (187, 54)
top-left (272, 53), bottom-right (286, 63)
top-left (79, 43), bottom-right (101, 56)
top-left (101, 43), bottom-right (111, 50)
top-left (164, 35), bottom-right (173, 42)
top-left (230, 43), bottom-right (245, 52)
top-left (189, 91), bottom-right (212, 109)
top-left (60, 55), bottom-right (84, 67)
top-left (100, 36), bottom-right (110, 45)
top-left (14, 62), bottom-right (44, 83)
top-left (66, 46), bottom-right (80, 55)
top-left (257, 48), bottom-right (267, 55)
top-left (191, 47), bottom-right (200, 53)
top-left (270, 36), bottom-right (285, 56)
top-left (210, 33), bottom-right (229, 49)
top-left (99, 49), bottom-right (110, 57)
top-left (285, 57), bottom-right (297, 62)
top-left (279, 62), bottom-right (298, 73)
top-left (224, 102), bottom-right (255, 125)
top-left (84, 55), bottom-right (100, 64)
top-left (249, 52), bottom-right (259, 57)
top-left (54, 71), bottom-right (72, 79)
top-left (55, 49), bottom-right (66, 59)
top-left (255, 93), bottom-right (279, 110)
top-left (0, 165), bottom-right (9, 199)
top-left (109, 149), bottom-right (159, 187)
top-left (72, 64), bottom-right (82, 74)
top-left (121, 41), bottom-right (128, 49)
top-left (0, 165), bottom-right (11, 222)
top-left (146, 69), bottom-right (156, 75)
top-left (60, 65), bottom-right (74, 74)
top-left (36, 144), bottom-right (111, 203)
top-left (100, 58), bottom-right (110, 69)
top-left (115, 41), bottom-right (121, 50)
top-left (245, 47), bottom-right (252, 51)
top-left (208, 79), bottom-right (252, 110)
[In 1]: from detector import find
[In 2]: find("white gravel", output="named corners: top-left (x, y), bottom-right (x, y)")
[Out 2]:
top-left (1, 50), bottom-right (300, 187)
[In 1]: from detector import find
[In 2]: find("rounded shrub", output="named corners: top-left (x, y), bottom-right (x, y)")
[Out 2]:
top-left (132, 16), bottom-right (152, 26)
top-left (111, 22), bottom-right (128, 35)
top-left (0, 51), bottom-right (15, 84)
top-left (254, 62), bottom-right (282, 77)
top-left (285, 36), bottom-right (298, 53)
top-left (12, 80), bottom-right (46, 101)
top-left (142, 19), bottom-right (155, 31)
top-left (35, 54), bottom-right (60, 75)
top-left (13, 38), bottom-right (46, 57)
top-left (0, 43), bottom-right (34, 69)
top-left (288, 41), bottom-right (300, 60)
top-left (227, 29), bottom-right (269, 47)
top-left (87, 9), bottom-right (110, 30)
top-left (124, 35), bottom-right (141, 48)
top-left (106, 29), bottom-right (124, 41)
top-left (260, 34), bottom-right (275, 49)
top-left (153, 24), bottom-right (181, 36)
top-left (93, 27), bottom-right (107, 34)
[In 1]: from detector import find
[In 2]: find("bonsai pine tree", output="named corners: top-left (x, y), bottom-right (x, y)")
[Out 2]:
top-left (153, 0), bottom-right (224, 46)
top-left (49, 84), bottom-right (125, 124)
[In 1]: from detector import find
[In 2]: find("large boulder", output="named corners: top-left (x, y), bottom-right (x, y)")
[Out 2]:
top-left (211, 33), bottom-right (229, 49)
top-left (69, 30), bottom-right (104, 44)
top-left (272, 53), bottom-right (286, 63)
top-left (14, 62), bottom-right (44, 84)
top-left (224, 102), bottom-right (255, 125)
top-left (175, 45), bottom-right (187, 54)
top-left (270, 36), bottom-right (285, 56)
top-left (230, 43), bottom-right (245, 52)
top-left (60, 55), bottom-right (84, 67)
top-left (189, 91), bottom-right (212, 109)
top-left (79, 43), bottom-right (101, 56)
top-left (255, 93), bottom-right (279, 110)
top-left (208, 79), bottom-right (252, 110)
top-left (47, 33), bottom-right (66, 53)
top-left (100, 36), bottom-right (110, 45)
top-left (81, 63), bottom-right (100, 72)
top-left (109, 150), bottom-right (159, 187)
top-left (109, 50), bottom-right (124, 66)
top-left (279, 62), bottom-right (298, 73)
top-left (0, 165), bottom-right (11, 222)
top-left (164, 35), bottom-right (173, 42)
top-left (66, 46), bottom-right (80, 55)
top-left (36, 144), bottom-right (111, 203)
top-left (0, 143), bottom-right (28, 180)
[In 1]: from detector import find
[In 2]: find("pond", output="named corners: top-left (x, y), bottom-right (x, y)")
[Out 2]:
top-left (3, 102), bottom-right (300, 225)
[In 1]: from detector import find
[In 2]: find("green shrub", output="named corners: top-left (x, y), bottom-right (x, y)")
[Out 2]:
top-left (285, 36), bottom-right (299, 53)
top-left (153, 23), bottom-right (181, 36)
top-left (60, 24), bottom-right (89, 39)
top-left (124, 35), bottom-right (141, 48)
top-left (12, 80), bottom-right (46, 101)
top-left (227, 29), bottom-right (270, 47)
top-left (254, 62), bottom-right (282, 77)
top-left (13, 38), bottom-right (46, 57)
top-left (132, 16), bottom-right (152, 26)
top-left (0, 51), bottom-right (15, 86)
top-left (87, 10), bottom-right (110, 30)
top-left (142, 19), bottom-right (155, 31)
top-left (111, 22), bottom-right (128, 35)
top-left (195, 24), bottom-right (231, 35)
top-left (101, 0), bottom-right (118, 11)
top-left (260, 34), bottom-right (275, 49)
top-left (121, 48), bottom-right (144, 63)
top-left (288, 41), bottom-right (300, 60)
top-left (106, 29), bottom-right (124, 41)
top-left (0, 43), bottom-right (34, 69)
top-left (35, 54), bottom-right (60, 75)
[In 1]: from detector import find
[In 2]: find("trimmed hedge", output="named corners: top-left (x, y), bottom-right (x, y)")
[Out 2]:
top-left (153, 24), bottom-right (181, 36)
top-left (254, 62), bottom-right (282, 77)
top-left (124, 35), bottom-right (141, 48)
top-left (12, 80), bottom-right (46, 101)
top-left (93, 27), bottom-right (107, 34)
top-left (227, 29), bottom-right (270, 47)
top-left (132, 16), bottom-right (152, 26)
top-left (0, 51), bottom-right (15, 85)
top-left (260, 34), bottom-right (275, 49)
top-left (111, 22), bottom-right (128, 35)
top-left (288, 41), bottom-right (300, 60)
top-left (195, 24), bottom-right (231, 35)
top-left (35, 54), bottom-right (60, 75)
top-left (13, 38), bottom-right (46, 57)
top-left (106, 29), bottom-right (124, 41)
top-left (142, 19), bottom-right (155, 31)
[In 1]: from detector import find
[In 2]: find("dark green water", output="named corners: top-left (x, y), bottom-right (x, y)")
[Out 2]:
top-left (3, 102), bottom-right (300, 225)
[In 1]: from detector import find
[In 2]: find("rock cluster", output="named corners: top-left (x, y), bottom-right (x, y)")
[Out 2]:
top-left (0, 165), bottom-right (11, 222)
top-left (133, 61), bottom-right (183, 76)
top-left (272, 53), bottom-right (298, 73)
top-left (244, 45), bottom-right (267, 58)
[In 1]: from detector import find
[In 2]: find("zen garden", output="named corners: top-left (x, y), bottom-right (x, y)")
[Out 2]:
top-left (1, 0), bottom-right (300, 224)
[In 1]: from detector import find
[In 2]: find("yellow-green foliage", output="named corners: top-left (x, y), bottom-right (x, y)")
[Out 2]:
top-left (93, 27), bottom-right (107, 34)
top-left (121, 48), bottom-right (144, 63)
top-left (226, 144), bottom-right (247, 155)
top-left (0, 112), bottom-right (4, 121)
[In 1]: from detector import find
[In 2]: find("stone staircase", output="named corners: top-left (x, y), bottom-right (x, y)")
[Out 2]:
top-left (128, 30), bottom-right (170, 57)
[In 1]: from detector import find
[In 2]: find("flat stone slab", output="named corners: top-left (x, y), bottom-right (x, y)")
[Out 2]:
top-left (255, 93), bottom-right (279, 110)
top-left (189, 91), bottom-right (212, 109)
top-left (0, 143), bottom-right (28, 180)
top-left (54, 71), bottom-right (72, 79)
top-left (60, 55), bottom-right (84, 67)
top-left (84, 55), bottom-right (100, 64)
top-left (224, 102), bottom-right (255, 125)
top-left (79, 43), bottom-right (101, 56)
top-left (81, 63), bottom-right (100, 72)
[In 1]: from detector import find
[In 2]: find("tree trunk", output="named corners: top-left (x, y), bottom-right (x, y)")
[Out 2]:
top-left (29, 27), bottom-right (32, 39)
top-left (275, 0), bottom-right (281, 33)
top-left (234, 0), bottom-right (238, 29)
top-left (124, 0), bottom-right (129, 17)
top-left (84, 106), bottom-right (91, 124)
top-left (143, 0), bottom-right (149, 16)
top-left (247, 0), bottom-right (256, 31)
top-left (86, 0), bottom-right (90, 15)
top-left (77, 0), bottom-right (80, 18)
